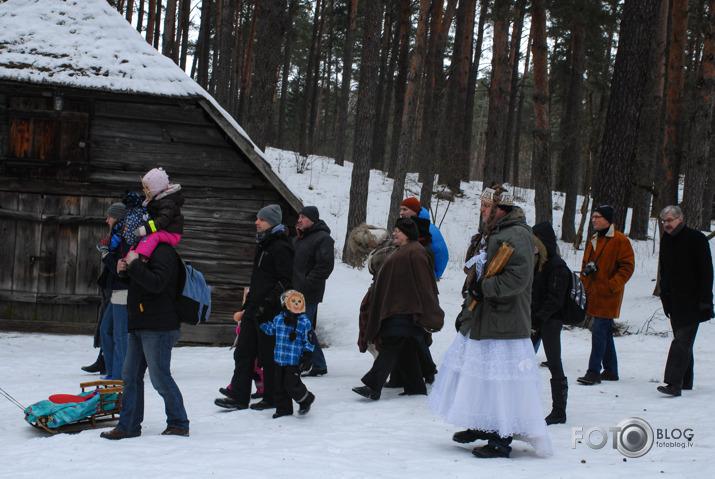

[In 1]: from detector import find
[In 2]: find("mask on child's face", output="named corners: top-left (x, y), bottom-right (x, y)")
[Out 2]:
top-left (282, 290), bottom-right (305, 314)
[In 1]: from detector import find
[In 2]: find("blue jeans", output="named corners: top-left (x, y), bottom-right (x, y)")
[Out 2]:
top-left (305, 303), bottom-right (327, 371)
top-left (117, 329), bottom-right (189, 435)
top-left (587, 317), bottom-right (618, 376)
top-left (99, 303), bottom-right (128, 380)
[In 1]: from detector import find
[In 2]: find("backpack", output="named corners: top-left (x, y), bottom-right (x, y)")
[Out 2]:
top-left (175, 257), bottom-right (211, 325)
top-left (562, 269), bottom-right (587, 325)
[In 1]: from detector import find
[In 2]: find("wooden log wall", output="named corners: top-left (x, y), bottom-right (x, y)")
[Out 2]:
top-left (0, 85), bottom-right (299, 345)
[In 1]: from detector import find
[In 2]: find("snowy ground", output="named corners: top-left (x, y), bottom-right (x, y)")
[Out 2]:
top-left (1, 149), bottom-right (712, 478)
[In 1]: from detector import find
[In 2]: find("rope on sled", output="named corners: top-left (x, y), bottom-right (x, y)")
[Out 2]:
top-left (0, 386), bottom-right (27, 411)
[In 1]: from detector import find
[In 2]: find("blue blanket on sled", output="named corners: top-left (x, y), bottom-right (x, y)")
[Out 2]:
top-left (24, 391), bottom-right (119, 429)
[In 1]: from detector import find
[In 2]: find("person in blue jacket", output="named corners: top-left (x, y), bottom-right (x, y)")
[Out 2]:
top-left (399, 197), bottom-right (449, 279)
top-left (260, 290), bottom-right (316, 418)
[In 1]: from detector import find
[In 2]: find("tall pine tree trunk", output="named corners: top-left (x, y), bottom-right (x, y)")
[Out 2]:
top-left (136, 0), bottom-right (145, 32)
top-left (629, 0), bottom-right (668, 239)
top-left (531, 0), bottom-right (552, 223)
top-left (335, 0), bottom-right (359, 166)
top-left (153, 0), bottom-right (162, 49)
top-left (511, 27), bottom-right (532, 187)
top-left (126, 0), bottom-right (134, 22)
top-left (660, 0), bottom-right (690, 207)
top-left (682, 0), bottom-right (715, 228)
top-left (342, 0), bottom-right (383, 264)
top-left (277, 0), bottom-right (298, 149)
top-left (414, 0), bottom-right (456, 207)
top-left (592, 0), bottom-right (659, 231)
top-left (247, 0), bottom-right (287, 151)
top-left (465, 0), bottom-right (488, 182)
top-left (307, 0), bottom-right (326, 155)
top-left (502, 0), bottom-right (526, 182)
top-left (561, 22), bottom-right (587, 242)
top-left (178, 0), bottom-right (190, 70)
top-left (214, 0), bottom-right (236, 108)
top-left (299, 0), bottom-right (323, 157)
top-left (384, 0), bottom-right (430, 233)
top-left (438, 0), bottom-right (476, 198)
top-left (195, 0), bottom-right (213, 89)
top-left (162, 0), bottom-right (177, 61)
top-left (481, 0), bottom-right (513, 186)
top-left (146, 0), bottom-right (157, 45)
top-left (371, 5), bottom-right (393, 170)
top-left (236, 4), bottom-right (259, 124)
top-left (387, 0), bottom-right (412, 176)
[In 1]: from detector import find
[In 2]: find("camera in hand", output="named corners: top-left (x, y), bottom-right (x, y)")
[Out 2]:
top-left (581, 261), bottom-right (599, 277)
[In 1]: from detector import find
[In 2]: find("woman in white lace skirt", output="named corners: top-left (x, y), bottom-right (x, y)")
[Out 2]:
top-left (428, 185), bottom-right (552, 458)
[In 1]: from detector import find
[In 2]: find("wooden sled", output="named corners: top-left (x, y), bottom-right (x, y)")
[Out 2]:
top-left (25, 380), bottom-right (123, 434)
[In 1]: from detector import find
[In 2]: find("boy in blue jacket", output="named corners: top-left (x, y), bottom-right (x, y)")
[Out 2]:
top-left (260, 290), bottom-right (316, 418)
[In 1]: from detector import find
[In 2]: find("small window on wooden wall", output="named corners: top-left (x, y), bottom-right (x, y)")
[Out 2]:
top-left (7, 95), bottom-right (90, 180)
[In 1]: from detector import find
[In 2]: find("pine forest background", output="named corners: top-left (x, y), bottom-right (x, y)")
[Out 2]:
top-left (60, 0), bottom-right (715, 261)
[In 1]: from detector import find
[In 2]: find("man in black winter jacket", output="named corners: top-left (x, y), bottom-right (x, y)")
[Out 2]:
top-left (293, 206), bottom-right (334, 377)
top-left (215, 204), bottom-right (294, 411)
top-left (657, 205), bottom-right (714, 397)
top-left (101, 243), bottom-right (189, 439)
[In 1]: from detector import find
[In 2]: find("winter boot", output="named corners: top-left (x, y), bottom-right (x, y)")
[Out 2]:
top-left (298, 391), bottom-right (315, 415)
top-left (545, 377), bottom-right (568, 425)
top-left (81, 351), bottom-right (106, 375)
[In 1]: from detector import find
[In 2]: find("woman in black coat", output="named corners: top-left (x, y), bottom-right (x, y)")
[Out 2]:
top-left (531, 222), bottom-right (570, 425)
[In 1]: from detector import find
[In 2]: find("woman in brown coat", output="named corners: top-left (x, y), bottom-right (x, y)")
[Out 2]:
top-left (353, 218), bottom-right (444, 400)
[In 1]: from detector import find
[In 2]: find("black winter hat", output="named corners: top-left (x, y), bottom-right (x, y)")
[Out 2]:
top-left (395, 218), bottom-right (419, 241)
top-left (532, 221), bottom-right (557, 257)
top-left (299, 205), bottom-right (320, 223)
top-left (594, 205), bottom-right (615, 224)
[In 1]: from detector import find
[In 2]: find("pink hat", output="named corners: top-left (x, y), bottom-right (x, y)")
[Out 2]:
top-left (142, 168), bottom-right (170, 197)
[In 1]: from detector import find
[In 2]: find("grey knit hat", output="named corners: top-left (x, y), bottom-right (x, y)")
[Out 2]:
top-left (257, 204), bottom-right (282, 226)
top-left (107, 202), bottom-right (126, 220)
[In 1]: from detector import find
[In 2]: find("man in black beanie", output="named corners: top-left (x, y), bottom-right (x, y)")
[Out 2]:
top-left (577, 205), bottom-right (635, 386)
top-left (293, 205), bottom-right (335, 377)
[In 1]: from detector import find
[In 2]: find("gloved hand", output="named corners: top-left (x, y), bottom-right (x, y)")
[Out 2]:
top-left (698, 302), bottom-right (715, 319)
top-left (96, 236), bottom-right (111, 253)
top-left (255, 306), bottom-right (270, 323)
top-left (133, 225), bottom-right (147, 237)
top-left (299, 351), bottom-right (313, 372)
top-left (110, 233), bottom-right (121, 250)
top-left (468, 278), bottom-right (484, 302)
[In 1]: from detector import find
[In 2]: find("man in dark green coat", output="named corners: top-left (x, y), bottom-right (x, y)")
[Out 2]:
top-left (443, 185), bottom-right (550, 459)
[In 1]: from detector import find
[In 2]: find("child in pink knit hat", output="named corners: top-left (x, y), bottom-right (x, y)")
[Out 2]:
top-left (132, 167), bottom-right (185, 258)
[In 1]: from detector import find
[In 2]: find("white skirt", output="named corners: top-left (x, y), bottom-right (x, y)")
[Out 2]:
top-left (428, 331), bottom-right (552, 456)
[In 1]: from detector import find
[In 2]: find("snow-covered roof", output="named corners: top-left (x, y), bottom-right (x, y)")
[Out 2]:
top-left (0, 0), bottom-right (304, 211)
top-left (0, 0), bottom-right (204, 97)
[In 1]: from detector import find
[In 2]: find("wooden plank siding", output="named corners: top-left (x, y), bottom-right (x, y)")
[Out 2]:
top-left (0, 84), bottom-right (302, 345)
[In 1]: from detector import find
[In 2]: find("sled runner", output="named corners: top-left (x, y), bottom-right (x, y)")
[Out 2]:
top-left (24, 380), bottom-right (123, 434)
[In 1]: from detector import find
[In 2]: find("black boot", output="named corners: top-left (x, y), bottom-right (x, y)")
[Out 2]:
top-left (81, 351), bottom-right (106, 375)
top-left (545, 377), bottom-right (567, 425)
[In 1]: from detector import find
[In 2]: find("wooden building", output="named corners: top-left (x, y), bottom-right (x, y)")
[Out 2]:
top-left (0, 0), bottom-right (303, 344)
